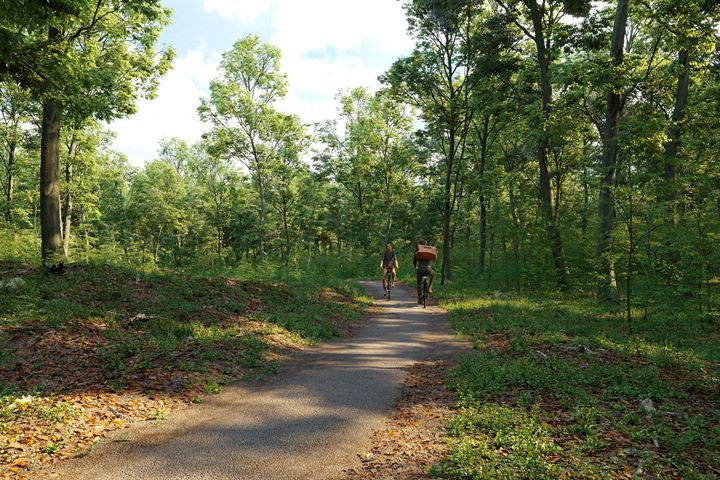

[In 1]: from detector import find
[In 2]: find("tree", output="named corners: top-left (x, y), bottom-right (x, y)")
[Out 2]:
top-left (384, 0), bottom-right (480, 284)
top-left (128, 160), bottom-right (188, 264)
top-left (60, 119), bottom-right (111, 257)
top-left (596, 0), bottom-right (630, 304)
top-left (493, 0), bottom-right (591, 289)
top-left (0, 1), bottom-right (174, 269)
top-left (199, 35), bottom-right (289, 261)
top-left (187, 141), bottom-right (238, 263)
top-left (0, 81), bottom-right (33, 223)
top-left (266, 113), bottom-right (309, 266)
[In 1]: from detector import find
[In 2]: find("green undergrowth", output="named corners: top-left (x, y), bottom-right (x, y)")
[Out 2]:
top-left (0, 259), bottom-right (370, 474)
top-left (433, 284), bottom-right (720, 479)
top-left (0, 260), bottom-right (371, 400)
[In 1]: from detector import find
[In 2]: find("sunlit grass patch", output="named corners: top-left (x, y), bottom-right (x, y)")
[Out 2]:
top-left (433, 402), bottom-right (567, 480)
top-left (436, 283), bottom-right (720, 478)
top-left (0, 261), bottom-right (372, 477)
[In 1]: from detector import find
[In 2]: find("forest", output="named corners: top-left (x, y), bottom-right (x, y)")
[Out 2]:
top-left (1, 0), bottom-right (719, 478)
top-left (2, 1), bottom-right (720, 311)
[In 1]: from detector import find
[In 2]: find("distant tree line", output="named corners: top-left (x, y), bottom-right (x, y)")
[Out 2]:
top-left (2, 0), bottom-right (720, 317)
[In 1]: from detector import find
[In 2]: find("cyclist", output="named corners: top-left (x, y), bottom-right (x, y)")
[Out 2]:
top-left (380, 242), bottom-right (398, 295)
top-left (413, 239), bottom-right (435, 304)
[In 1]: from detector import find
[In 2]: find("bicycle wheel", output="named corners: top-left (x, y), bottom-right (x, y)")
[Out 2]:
top-left (422, 277), bottom-right (428, 308)
top-left (386, 272), bottom-right (392, 300)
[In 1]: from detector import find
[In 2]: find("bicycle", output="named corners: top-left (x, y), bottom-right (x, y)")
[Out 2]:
top-left (421, 275), bottom-right (429, 308)
top-left (385, 268), bottom-right (393, 300)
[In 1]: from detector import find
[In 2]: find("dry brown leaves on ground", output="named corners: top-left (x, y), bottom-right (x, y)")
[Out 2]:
top-left (342, 359), bottom-right (458, 480)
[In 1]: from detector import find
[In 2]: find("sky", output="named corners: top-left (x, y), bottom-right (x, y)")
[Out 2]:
top-left (109, 0), bottom-right (416, 166)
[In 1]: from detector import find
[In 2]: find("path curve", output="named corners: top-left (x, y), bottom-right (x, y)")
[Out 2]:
top-left (46, 281), bottom-right (466, 480)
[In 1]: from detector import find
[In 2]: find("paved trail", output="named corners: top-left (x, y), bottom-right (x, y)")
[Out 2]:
top-left (49, 281), bottom-right (466, 480)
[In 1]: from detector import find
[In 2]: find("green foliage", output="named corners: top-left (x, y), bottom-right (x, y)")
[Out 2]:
top-left (0, 261), bottom-right (371, 401)
top-left (435, 282), bottom-right (720, 478)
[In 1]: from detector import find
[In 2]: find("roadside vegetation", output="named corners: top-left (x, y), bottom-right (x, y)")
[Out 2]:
top-left (0, 260), bottom-right (369, 477)
top-left (433, 282), bottom-right (720, 479)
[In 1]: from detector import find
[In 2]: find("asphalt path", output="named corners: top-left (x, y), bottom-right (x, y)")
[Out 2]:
top-left (47, 280), bottom-right (467, 480)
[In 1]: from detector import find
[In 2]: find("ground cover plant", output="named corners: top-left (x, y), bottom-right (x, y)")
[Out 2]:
top-left (0, 260), bottom-right (370, 478)
top-left (432, 284), bottom-right (720, 479)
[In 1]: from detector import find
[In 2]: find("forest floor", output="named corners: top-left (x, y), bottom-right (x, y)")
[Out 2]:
top-left (2, 262), bottom-right (718, 479)
top-left (431, 286), bottom-right (720, 479)
top-left (0, 261), bottom-right (370, 479)
top-left (33, 280), bottom-right (465, 480)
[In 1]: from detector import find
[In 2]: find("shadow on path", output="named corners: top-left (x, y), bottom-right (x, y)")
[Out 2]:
top-left (45, 281), bottom-right (468, 480)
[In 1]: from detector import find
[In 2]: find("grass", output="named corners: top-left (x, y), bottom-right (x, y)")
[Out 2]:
top-left (433, 284), bottom-right (720, 479)
top-left (0, 260), bottom-right (371, 476)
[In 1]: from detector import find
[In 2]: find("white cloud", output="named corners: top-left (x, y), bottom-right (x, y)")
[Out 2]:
top-left (108, 49), bottom-right (219, 166)
top-left (112, 1), bottom-right (415, 165)
top-left (206, 0), bottom-right (415, 123)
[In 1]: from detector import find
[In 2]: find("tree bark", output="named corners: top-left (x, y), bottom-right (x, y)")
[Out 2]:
top-left (581, 167), bottom-right (589, 235)
top-left (597, 0), bottom-right (629, 304)
top-left (40, 26), bottom-right (65, 270)
top-left (62, 135), bottom-right (77, 256)
top-left (441, 126), bottom-right (454, 284)
top-left (479, 196), bottom-right (488, 273)
top-left (257, 175), bottom-right (266, 261)
top-left (4, 141), bottom-right (14, 222)
top-left (40, 98), bottom-right (64, 270)
top-left (384, 170), bottom-right (392, 245)
top-left (662, 48), bottom-right (689, 225)
top-left (282, 204), bottom-right (291, 267)
top-left (476, 115), bottom-right (489, 274)
top-left (527, 1), bottom-right (570, 290)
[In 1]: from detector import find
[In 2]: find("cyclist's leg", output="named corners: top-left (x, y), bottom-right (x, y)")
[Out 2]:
top-left (428, 266), bottom-right (436, 293)
top-left (382, 267), bottom-right (387, 292)
top-left (392, 267), bottom-right (397, 286)
top-left (416, 270), bottom-right (423, 302)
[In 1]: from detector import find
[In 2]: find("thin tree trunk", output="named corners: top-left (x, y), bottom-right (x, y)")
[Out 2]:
top-left (4, 142), bottom-right (15, 222)
top-left (62, 136), bottom-right (77, 257)
top-left (663, 48), bottom-right (689, 225)
top-left (282, 206), bottom-right (290, 267)
top-left (528, 2), bottom-right (570, 290)
top-left (258, 176), bottom-right (266, 261)
top-left (441, 130), bottom-right (454, 285)
top-left (477, 115), bottom-right (489, 274)
top-left (384, 174), bottom-right (392, 245)
top-left (40, 96), bottom-right (64, 270)
top-left (581, 167), bottom-right (589, 235)
top-left (508, 183), bottom-right (522, 291)
top-left (597, 0), bottom-right (629, 304)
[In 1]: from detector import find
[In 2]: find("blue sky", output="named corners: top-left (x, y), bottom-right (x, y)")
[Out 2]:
top-left (110, 0), bottom-right (415, 165)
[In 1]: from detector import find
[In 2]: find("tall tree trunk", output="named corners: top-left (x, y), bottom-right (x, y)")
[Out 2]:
top-left (508, 184), bottom-right (522, 291)
top-left (40, 26), bottom-right (65, 270)
top-left (40, 98), bottom-right (64, 270)
top-left (384, 173), bottom-right (392, 245)
top-left (597, 0), bottom-right (629, 304)
top-left (477, 115), bottom-right (489, 274)
top-left (479, 196), bottom-right (488, 273)
top-left (62, 136), bottom-right (77, 257)
top-left (581, 166), bottom-right (589, 235)
top-left (4, 142), bottom-right (15, 222)
top-left (528, 2), bottom-right (570, 290)
top-left (441, 137), bottom-right (454, 284)
top-left (663, 48), bottom-right (689, 225)
top-left (215, 202), bottom-right (223, 263)
top-left (258, 176), bottom-right (266, 261)
top-left (282, 206), bottom-right (291, 267)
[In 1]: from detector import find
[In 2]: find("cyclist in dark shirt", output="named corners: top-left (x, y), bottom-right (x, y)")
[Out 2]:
top-left (413, 239), bottom-right (435, 303)
top-left (380, 243), bottom-right (398, 295)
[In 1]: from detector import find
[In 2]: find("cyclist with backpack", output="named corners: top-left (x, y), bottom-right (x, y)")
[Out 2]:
top-left (413, 239), bottom-right (436, 304)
